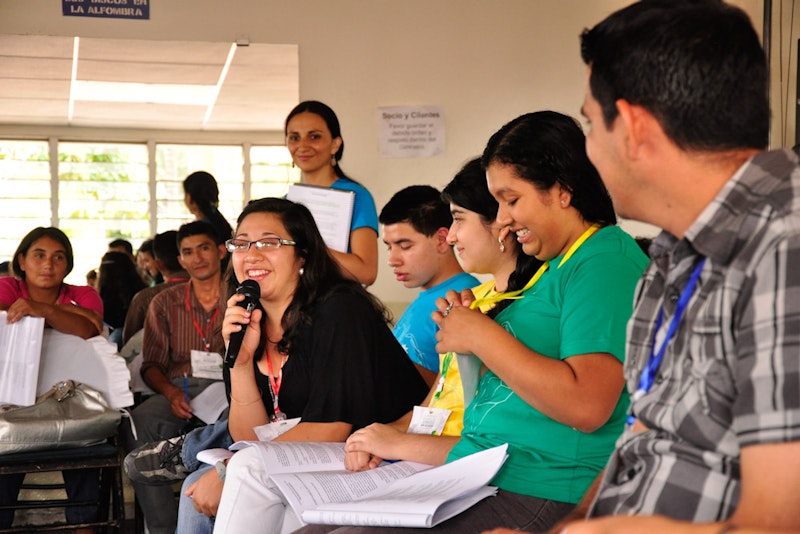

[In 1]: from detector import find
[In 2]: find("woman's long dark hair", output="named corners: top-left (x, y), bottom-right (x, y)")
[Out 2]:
top-left (225, 197), bottom-right (390, 357)
top-left (481, 111), bottom-right (617, 226)
top-left (98, 251), bottom-right (147, 328)
top-left (183, 171), bottom-right (234, 244)
top-left (442, 158), bottom-right (543, 318)
top-left (11, 227), bottom-right (75, 280)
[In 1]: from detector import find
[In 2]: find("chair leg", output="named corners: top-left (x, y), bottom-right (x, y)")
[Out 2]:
top-left (99, 467), bottom-right (112, 522)
top-left (134, 496), bottom-right (145, 534)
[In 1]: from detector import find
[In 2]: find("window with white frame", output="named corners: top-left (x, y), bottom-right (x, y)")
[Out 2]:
top-left (250, 145), bottom-right (299, 201)
top-left (58, 142), bottom-right (150, 284)
top-left (0, 140), bottom-right (52, 265)
top-left (0, 139), bottom-right (297, 286)
top-left (155, 144), bottom-right (246, 236)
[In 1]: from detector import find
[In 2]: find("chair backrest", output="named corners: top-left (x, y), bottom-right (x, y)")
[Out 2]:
top-left (0, 440), bottom-right (125, 533)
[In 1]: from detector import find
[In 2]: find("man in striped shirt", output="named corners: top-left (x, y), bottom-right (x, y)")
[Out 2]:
top-left (122, 220), bottom-right (227, 534)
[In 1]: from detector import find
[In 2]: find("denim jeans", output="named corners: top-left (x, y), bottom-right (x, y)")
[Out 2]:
top-left (120, 377), bottom-right (218, 534)
top-left (174, 420), bottom-right (232, 533)
top-left (176, 465), bottom-right (215, 534)
top-left (182, 419), bottom-right (233, 473)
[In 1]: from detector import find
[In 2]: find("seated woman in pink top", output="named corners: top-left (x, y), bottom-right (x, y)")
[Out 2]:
top-left (0, 226), bottom-right (104, 533)
top-left (0, 226), bottom-right (103, 338)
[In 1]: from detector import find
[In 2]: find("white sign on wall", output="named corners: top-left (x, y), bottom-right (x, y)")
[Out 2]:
top-left (379, 106), bottom-right (445, 158)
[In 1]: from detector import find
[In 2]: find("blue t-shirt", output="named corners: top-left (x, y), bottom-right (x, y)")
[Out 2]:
top-left (331, 178), bottom-right (378, 252)
top-left (393, 272), bottom-right (479, 372)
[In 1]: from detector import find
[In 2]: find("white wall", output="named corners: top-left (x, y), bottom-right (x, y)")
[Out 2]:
top-left (0, 0), bottom-right (794, 306)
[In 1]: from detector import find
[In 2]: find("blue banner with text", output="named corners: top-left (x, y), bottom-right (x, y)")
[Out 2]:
top-left (63, 0), bottom-right (149, 20)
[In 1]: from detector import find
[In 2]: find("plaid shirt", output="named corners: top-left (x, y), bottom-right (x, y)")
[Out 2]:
top-left (590, 149), bottom-right (800, 520)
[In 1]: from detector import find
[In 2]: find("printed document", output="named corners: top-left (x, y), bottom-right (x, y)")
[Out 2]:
top-left (230, 440), bottom-right (508, 528)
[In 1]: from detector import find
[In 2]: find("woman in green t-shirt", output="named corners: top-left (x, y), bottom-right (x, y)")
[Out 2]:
top-left (297, 111), bottom-right (649, 534)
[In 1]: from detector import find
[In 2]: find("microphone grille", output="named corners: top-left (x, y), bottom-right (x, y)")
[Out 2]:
top-left (237, 279), bottom-right (261, 300)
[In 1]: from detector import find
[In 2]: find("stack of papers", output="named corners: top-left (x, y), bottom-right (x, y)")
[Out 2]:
top-left (0, 313), bottom-right (45, 406)
top-left (228, 440), bottom-right (508, 528)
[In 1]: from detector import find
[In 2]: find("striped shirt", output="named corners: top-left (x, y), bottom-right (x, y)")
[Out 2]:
top-left (590, 149), bottom-right (800, 520)
top-left (122, 274), bottom-right (189, 346)
top-left (140, 281), bottom-right (224, 380)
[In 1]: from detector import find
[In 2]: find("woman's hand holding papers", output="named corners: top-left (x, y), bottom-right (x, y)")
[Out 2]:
top-left (344, 423), bottom-right (408, 471)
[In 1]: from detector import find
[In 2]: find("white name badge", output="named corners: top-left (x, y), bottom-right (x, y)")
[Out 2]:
top-left (190, 349), bottom-right (223, 381)
top-left (407, 405), bottom-right (451, 436)
top-left (254, 417), bottom-right (301, 441)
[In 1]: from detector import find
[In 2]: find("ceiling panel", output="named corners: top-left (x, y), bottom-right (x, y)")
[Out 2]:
top-left (0, 35), bottom-right (299, 132)
top-left (77, 59), bottom-right (223, 85)
top-left (0, 56), bottom-right (73, 79)
top-left (0, 79), bottom-right (71, 99)
top-left (0, 35), bottom-right (74, 58)
top-left (0, 99), bottom-right (70, 123)
top-left (78, 38), bottom-right (232, 63)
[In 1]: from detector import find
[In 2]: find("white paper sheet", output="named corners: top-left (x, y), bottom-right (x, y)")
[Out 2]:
top-left (0, 312), bottom-right (45, 406)
top-left (127, 352), bottom-right (155, 395)
top-left (286, 184), bottom-right (355, 253)
top-left (253, 417), bottom-right (301, 441)
top-left (299, 444), bottom-right (506, 527)
top-left (196, 447), bottom-right (234, 465)
top-left (190, 381), bottom-right (228, 423)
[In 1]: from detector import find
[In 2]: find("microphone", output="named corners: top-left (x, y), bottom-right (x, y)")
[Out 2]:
top-left (224, 279), bottom-right (261, 367)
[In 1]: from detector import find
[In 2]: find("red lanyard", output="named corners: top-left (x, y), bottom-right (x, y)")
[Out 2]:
top-left (265, 351), bottom-right (286, 421)
top-left (184, 283), bottom-right (219, 351)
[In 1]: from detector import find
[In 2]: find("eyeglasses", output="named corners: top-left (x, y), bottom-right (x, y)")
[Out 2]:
top-left (225, 237), bottom-right (296, 253)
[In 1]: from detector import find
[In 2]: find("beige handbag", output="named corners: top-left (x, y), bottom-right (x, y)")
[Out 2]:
top-left (0, 380), bottom-right (121, 455)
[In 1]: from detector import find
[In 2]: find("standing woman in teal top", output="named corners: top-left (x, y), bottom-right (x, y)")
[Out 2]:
top-left (285, 101), bottom-right (379, 286)
top-left (295, 112), bottom-right (648, 534)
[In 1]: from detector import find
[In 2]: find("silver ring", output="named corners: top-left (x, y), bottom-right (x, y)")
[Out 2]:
top-left (442, 301), bottom-right (454, 317)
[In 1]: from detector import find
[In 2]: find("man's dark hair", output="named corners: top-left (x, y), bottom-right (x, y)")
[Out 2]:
top-left (153, 230), bottom-right (182, 273)
top-left (580, 0), bottom-right (768, 151)
top-left (177, 220), bottom-right (219, 249)
top-left (108, 238), bottom-right (134, 256)
top-left (379, 185), bottom-right (452, 237)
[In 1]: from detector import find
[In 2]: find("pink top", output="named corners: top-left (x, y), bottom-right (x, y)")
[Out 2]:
top-left (0, 277), bottom-right (103, 315)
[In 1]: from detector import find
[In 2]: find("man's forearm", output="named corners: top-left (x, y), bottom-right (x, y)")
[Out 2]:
top-left (142, 366), bottom-right (180, 398)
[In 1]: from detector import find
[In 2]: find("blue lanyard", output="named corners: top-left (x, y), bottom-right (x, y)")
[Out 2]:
top-left (627, 258), bottom-right (706, 426)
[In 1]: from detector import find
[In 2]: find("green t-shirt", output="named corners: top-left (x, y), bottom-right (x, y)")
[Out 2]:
top-left (446, 225), bottom-right (649, 503)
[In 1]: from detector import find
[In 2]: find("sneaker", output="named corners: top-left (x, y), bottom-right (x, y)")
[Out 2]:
top-left (124, 435), bottom-right (189, 485)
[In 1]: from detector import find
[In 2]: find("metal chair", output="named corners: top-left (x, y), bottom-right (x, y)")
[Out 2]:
top-left (0, 440), bottom-right (125, 533)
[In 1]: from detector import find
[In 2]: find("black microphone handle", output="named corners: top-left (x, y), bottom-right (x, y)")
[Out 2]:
top-left (224, 300), bottom-right (256, 367)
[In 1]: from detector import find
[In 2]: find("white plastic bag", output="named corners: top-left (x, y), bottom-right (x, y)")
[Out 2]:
top-left (37, 330), bottom-right (134, 409)
top-left (0, 312), bottom-right (45, 406)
